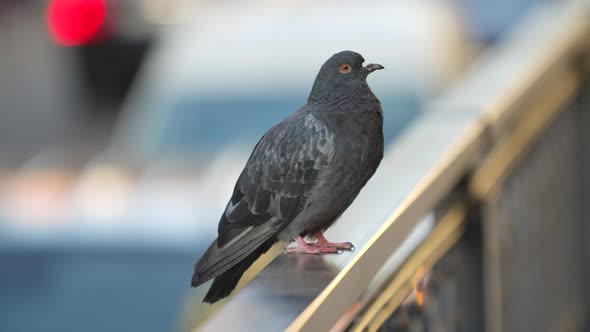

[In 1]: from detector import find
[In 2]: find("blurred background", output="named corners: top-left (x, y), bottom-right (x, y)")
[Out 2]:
top-left (0, 0), bottom-right (563, 331)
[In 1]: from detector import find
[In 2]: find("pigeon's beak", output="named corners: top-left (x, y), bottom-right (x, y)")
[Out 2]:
top-left (364, 63), bottom-right (385, 73)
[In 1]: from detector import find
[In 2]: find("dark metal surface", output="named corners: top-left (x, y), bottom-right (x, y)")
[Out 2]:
top-left (379, 213), bottom-right (484, 332)
top-left (579, 81), bottom-right (590, 324)
top-left (483, 103), bottom-right (589, 331)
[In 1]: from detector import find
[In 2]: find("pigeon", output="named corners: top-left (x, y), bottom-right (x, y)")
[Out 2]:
top-left (191, 50), bottom-right (384, 303)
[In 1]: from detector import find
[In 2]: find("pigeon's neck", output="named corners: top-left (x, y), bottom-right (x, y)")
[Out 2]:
top-left (307, 80), bottom-right (374, 106)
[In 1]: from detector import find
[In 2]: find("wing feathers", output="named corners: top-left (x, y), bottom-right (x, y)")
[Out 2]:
top-left (193, 110), bottom-right (335, 287)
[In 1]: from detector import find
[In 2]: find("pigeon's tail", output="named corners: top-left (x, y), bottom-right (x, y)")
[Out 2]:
top-left (200, 238), bottom-right (275, 303)
top-left (192, 216), bottom-right (286, 303)
top-left (191, 222), bottom-right (280, 303)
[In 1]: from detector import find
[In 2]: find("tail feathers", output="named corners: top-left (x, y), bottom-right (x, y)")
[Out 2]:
top-left (191, 222), bottom-right (277, 288)
top-left (202, 239), bottom-right (275, 303)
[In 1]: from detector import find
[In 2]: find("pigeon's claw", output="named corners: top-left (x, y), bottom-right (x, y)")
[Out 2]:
top-left (314, 232), bottom-right (355, 251)
top-left (285, 245), bottom-right (342, 255)
top-left (310, 241), bottom-right (355, 252)
top-left (285, 234), bottom-right (355, 255)
top-left (285, 236), bottom-right (343, 254)
top-left (285, 236), bottom-right (344, 255)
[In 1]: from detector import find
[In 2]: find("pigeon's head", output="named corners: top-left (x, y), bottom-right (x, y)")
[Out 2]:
top-left (309, 51), bottom-right (384, 101)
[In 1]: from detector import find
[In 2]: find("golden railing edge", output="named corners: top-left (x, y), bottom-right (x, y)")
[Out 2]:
top-left (351, 200), bottom-right (469, 332)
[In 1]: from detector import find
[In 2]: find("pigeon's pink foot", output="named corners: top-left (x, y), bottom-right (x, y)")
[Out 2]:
top-left (286, 236), bottom-right (341, 254)
top-left (285, 234), bottom-right (355, 255)
top-left (310, 232), bottom-right (355, 251)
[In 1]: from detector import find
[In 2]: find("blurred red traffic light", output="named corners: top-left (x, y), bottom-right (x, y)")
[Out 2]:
top-left (47, 0), bottom-right (107, 46)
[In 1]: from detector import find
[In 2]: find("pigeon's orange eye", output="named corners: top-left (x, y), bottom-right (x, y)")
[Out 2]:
top-left (340, 64), bottom-right (351, 73)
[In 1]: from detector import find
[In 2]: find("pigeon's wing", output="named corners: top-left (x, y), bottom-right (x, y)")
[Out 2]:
top-left (192, 111), bottom-right (335, 286)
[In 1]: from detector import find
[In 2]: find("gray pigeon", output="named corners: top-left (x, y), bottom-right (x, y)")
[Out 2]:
top-left (191, 50), bottom-right (384, 303)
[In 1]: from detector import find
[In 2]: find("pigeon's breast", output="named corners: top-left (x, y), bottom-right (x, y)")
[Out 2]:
top-left (328, 109), bottom-right (384, 192)
top-left (278, 107), bottom-right (384, 240)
